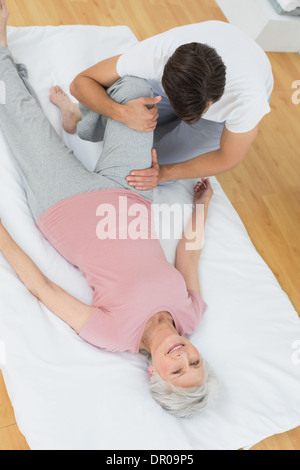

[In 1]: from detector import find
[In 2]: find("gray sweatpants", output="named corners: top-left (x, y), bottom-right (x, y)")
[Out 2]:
top-left (152, 89), bottom-right (225, 166)
top-left (79, 82), bottom-right (226, 170)
top-left (0, 47), bottom-right (154, 221)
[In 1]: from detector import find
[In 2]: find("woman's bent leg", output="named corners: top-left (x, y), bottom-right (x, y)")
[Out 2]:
top-left (94, 76), bottom-right (154, 201)
top-left (77, 77), bottom-right (154, 201)
top-left (77, 103), bottom-right (106, 143)
top-left (155, 115), bottom-right (225, 166)
top-left (0, 47), bottom-right (106, 219)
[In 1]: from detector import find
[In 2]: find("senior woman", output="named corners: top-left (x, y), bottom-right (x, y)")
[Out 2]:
top-left (0, 1), bottom-right (217, 418)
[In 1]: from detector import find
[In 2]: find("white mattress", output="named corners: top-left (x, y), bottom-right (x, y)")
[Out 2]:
top-left (0, 25), bottom-right (300, 451)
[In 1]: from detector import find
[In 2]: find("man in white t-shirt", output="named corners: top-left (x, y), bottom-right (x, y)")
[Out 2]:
top-left (69, 21), bottom-right (274, 190)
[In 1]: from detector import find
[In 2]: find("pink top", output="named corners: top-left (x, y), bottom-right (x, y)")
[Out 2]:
top-left (37, 189), bottom-right (207, 353)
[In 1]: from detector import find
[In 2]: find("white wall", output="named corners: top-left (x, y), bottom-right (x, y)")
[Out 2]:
top-left (216, 0), bottom-right (300, 52)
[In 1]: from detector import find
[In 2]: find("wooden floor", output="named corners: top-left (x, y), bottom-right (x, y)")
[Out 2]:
top-left (0, 0), bottom-right (299, 451)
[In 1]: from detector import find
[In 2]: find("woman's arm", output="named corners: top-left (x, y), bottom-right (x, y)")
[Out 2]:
top-left (175, 179), bottom-right (213, 295)
top-left (0, 222), bottom-right (94, 334)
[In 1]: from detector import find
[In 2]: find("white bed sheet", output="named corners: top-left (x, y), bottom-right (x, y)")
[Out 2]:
top-left (0, 25), bottom-right (300, 451)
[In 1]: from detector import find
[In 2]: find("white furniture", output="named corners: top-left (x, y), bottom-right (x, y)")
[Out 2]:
top-left (216, 0), bottom-right (300, 52)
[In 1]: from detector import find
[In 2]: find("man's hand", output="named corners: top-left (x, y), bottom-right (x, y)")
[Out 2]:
top-left (127, 148), bottom-right (161, 190)
top-left (122, 96), bottom-right (162, 132)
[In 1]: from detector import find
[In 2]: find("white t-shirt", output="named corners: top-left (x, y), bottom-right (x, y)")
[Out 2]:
top-left (117, 21), bottom-right (274, 133)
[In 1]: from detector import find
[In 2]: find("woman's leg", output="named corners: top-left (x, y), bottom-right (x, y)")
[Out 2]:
top-left (52, 76), bottom-right (155, 201)
top-left (49, 87), bottom-right (104, 141)
top-left (153, 94), bottom-right (225, 168)
top-left (0, 46), bottom-right (106, 220)
top-left (77, 103), bottom-right (105, 143)
top-left (93, 76), bottom-right (154, 201)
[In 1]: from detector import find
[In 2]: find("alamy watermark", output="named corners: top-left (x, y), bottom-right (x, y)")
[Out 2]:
top-left (0, 80), bottom-right (6, 105)
top-left (291, 80), bottom-right (300, 104)
top-left (95, 197), bottom-right (205, 250)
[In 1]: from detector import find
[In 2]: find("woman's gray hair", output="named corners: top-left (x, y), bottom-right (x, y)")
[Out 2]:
top-left (141, 350), bottom-right (219, 418)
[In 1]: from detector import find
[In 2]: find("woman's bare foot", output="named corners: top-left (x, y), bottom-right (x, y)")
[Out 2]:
top-left (49, 86), bottom-right (82, 134)
top-left (0, 0), bottom-right (9, 47)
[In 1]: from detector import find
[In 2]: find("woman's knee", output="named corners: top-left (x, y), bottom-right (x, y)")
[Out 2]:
top-left (107, 76), bottom-right (153, 105)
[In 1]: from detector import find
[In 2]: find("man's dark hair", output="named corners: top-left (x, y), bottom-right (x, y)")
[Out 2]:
top-left (162, 42), bottom-right (226, 124)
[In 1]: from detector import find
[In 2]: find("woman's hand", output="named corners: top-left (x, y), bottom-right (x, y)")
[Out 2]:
top-left (177, 178), bottom-right (214, 255)
top-left (193, 178), bottom-right (213, 205)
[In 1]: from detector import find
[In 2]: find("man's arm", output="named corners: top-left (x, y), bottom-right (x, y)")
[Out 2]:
top-left (0, 222), bottom-right (94, 334)
top-left (70, 55), bottom-right (123, 121)
top-left (70, 55), bottom-right (161, 132)
top-left (127, 125), bottom-right (259, 190)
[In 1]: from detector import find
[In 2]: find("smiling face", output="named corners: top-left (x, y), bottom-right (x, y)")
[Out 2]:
top-left (149, 334), bottom-right (205, 388)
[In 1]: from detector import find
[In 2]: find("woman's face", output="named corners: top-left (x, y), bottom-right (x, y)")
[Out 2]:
top-left (149, 334), bottom-right (205, 388)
